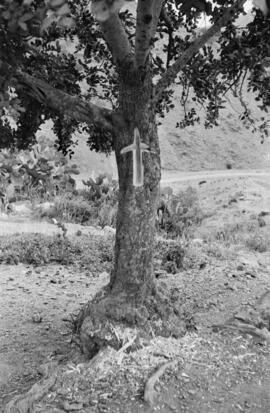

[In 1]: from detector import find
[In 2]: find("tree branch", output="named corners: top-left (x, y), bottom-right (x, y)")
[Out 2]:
top-left (135, 0), bottom-right (164, 68)
top-left (135, 0), bottom-right (154, 68)
top-left (153, 0), bottom-right (247, 105)
top-left (100, 12), bottom-right (133, 66)
top-left (160, 5), bottom-right (174, 68)
top-left (14, 72), bottom-right (115, 131)
top-left (151, 0), bottom-right (164, 38)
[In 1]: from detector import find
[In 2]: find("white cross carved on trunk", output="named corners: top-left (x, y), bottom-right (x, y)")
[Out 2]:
top-left (120, 127), bottom-right (150, 187)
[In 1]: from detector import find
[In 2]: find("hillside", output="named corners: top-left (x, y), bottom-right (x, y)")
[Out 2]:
top-left (158, 93), bottom-right (270, 171)
top-left (39, 88), bottom-right (270, 181)
top-left (67, 96), bottom-right (270, 178)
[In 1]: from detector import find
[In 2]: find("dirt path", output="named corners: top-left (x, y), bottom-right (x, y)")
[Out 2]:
top-left (0, 217), bottom-right (107, 237)
top-left (162, 168), bottom-right (270, 216)
top-left (76, 168), bottom-right (270, 188)
top-left (161, 167), bottom-right (270, 183)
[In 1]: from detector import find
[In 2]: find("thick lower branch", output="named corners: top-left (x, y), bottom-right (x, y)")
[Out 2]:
top-left (153, 0), bottom-right (247, 105)
top-left (100, 12), bottom-right (133, 66)
top-left (160, 6), bottom-right (174, 68)
top-left (14, 71), bottom-right (115, 131)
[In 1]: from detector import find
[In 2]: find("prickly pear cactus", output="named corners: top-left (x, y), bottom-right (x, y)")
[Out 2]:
top-left (0, 135), bottom-right (80, 200)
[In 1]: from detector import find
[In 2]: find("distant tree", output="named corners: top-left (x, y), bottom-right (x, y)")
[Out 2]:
top-left (1, 0), bottom-right (270, 352)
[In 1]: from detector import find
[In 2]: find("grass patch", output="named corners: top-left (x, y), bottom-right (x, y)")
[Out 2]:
top-left (201, 241), bottom-right (237, 260)
top-left (0, 232), bottom-right (192, 276)
top-left (53, 195), bottom-right (96, 224)
top-left (198, 217), bottom-right (270, 255)
top-left (0, 233), bottom-right (114, 273)
top-left (245, 231), bottom-right (270, 253)
top-left (200, 220), bottom-right (257, 245)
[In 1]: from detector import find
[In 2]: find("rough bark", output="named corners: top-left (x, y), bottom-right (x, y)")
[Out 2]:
top-left (110, 67), bottom-right (161, 299)
top-left (75, 66), bottom-right (186, 358)
top-left (135, 0), bottom-right (155, 68)
top-left (135, 0), bottom-right (164, 68)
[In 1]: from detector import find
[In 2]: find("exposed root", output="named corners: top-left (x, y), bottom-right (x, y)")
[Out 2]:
top-left (4, 366), bottom-right (57, 413)
top-left (212, 322), bottom-right (270, 342)
top-left (144, 360), bottom-right (177, 405)
top-left (212, 292), bottom-right (270, 343)
top-left (75, 285), bottom-right (188, 358)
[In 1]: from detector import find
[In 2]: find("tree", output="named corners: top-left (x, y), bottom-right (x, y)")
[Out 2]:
top-left (1, 0), bottom-right (270, 355)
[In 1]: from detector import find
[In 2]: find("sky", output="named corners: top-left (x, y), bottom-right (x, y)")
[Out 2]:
top-left (198, 0), bottom-right (255, 28)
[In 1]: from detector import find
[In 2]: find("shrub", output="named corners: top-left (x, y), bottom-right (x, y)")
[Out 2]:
top-left (155, 239), bottom-right (186, 274)
top-left (80, 173), bottom-right (118, 227)
top-left (0, 233), bottom-right (75, 265)
top-left (0, 233), bottom-right (114, 272)
top-left (35, 173), bottom-right (119, 227)
top-left (81, 173), bottom-right (118, 204)
top-left (53, 195), bottom-right (96, 224)
top-left (98, 202), bottom-right (117, 227)
top-left (157, 186), bottom-right (204, 239)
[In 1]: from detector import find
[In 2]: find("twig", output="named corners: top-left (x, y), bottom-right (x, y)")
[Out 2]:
top-left (144, 360), bottom-right (177, 405)
top-left (116, 334), bottom-right (137, 364)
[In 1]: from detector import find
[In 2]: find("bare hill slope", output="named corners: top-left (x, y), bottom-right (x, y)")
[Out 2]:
top-left (68, 100), bottom-right (270, 178)
top-left (39, 93), bottom-right (270, 181)
top-left (159, 99), bottom-right (270, 171)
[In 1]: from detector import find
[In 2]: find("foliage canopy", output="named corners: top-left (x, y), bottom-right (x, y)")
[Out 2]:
top-left (0, 0), bottom-right (270, 152)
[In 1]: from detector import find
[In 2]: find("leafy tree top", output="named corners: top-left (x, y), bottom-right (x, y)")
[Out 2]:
top-left (0, 0), bottom-right (269, 152)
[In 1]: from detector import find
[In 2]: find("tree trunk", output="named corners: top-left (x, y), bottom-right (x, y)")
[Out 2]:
top-left (76, 70), bottom-right (186, 358)
top-left (110, 70), bottom-right (161, 302)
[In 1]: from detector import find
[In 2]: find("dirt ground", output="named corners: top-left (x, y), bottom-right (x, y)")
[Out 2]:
top-left (1, 170), bottom-right (270, 413)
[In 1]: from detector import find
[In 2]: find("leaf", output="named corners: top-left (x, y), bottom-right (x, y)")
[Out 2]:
top-left (23, 0), bottom-right (35, 5)
top-left (2, 10), bottom-right (10, 20)
top-left (58, 16), bottom-right (74, 28)
top-left (18, 21), bottom-right (28, 31)
top-left (55, 3), bottom-right (70, 16)
top-left (49, 0), bottom-right (66, 8)
top-left (40, 15), bottom-right (57, 32)
top-left (20, 12), bottom-right (34, 22)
